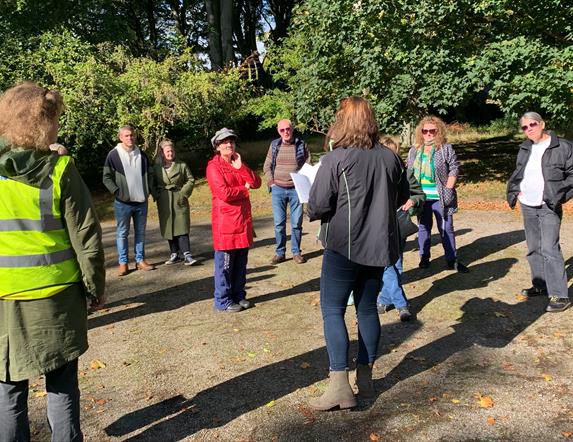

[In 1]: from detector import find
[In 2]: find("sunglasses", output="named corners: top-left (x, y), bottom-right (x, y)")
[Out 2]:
top-left (279, 127), bottom-right (292, 133)
top-left (521, 121), bottom-right (539, 131)
top-left (422, 129), bottom-right (437, 135)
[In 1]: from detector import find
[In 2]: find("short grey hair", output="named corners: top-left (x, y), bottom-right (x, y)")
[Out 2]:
top-left (519, 112), bottom-right (544, 125)
top-left (118, 124), bottom-right (136, 136)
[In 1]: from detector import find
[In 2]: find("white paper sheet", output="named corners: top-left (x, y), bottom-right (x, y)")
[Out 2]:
top-left (290, 162), bottom-right (321, 203)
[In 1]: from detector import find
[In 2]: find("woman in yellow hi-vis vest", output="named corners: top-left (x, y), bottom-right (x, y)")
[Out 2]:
top-left (0, 82), bottom-right (105, 441)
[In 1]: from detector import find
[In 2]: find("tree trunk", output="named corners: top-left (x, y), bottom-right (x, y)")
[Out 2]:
top-left (205, 0), bottom-right (223, 69)
top-left (220, 0), bottom-right (234, 65)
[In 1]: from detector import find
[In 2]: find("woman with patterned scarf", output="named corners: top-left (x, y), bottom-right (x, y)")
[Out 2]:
top-left (406, 116), bottom-right (469, 273)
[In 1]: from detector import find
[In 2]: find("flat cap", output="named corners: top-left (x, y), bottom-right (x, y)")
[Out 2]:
top-left (211, 128), bottom-right (237, 147)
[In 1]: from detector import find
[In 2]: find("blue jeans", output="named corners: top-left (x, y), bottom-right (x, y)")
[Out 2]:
top-left (0, 360), bottom-right (82, 442)
top-left (320, 249), bottom-right (383, 371)
top-left (271, 186), bottom-right (303, 256)
top-left (213, 248), bottom-right (249, 310)
top-left (378, 255), bottom-right (408, 309)
top-left (418, 199), bottom-right (456, 262)
top-left (521, 203), bottom-right (568, 298)
top-left (114, 199), bottom-right (148, 264)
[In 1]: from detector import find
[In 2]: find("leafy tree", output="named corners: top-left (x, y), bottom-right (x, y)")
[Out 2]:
top-left (268, 0), bottom-right (572, 135)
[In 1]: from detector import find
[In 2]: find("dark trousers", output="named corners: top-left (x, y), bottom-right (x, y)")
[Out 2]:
top-left (213, 248), bottom-right (249, 310)
top-left (0, 359), bottom-right (82, 442)
top-left (521, 203), bottom-right (568, 298)
top-left (418, 199), bottom-right (456, 262)
top-left (168, 234), bottom-right (191, 255)
top-left (320, 249), bottom-right (383, 371)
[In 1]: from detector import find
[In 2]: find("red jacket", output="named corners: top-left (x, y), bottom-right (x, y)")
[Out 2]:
top-left (206, 155), bottom-right (262, 250)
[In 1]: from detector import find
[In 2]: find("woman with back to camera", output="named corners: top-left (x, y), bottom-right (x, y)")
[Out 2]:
top-left (0, 81), bottom-right (105, 441)
top-left (206, 128), bottom-right (261, 313)
top-left (407, 116), bottom-right (469, 273)
top-left (507, 111), bottom-right (573, 313)
top-left (307, 97), bottom-right (409, 410)
top-left (153, 139), bottom-right (198, 266)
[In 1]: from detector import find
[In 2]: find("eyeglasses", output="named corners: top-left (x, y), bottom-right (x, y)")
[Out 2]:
top-left (422, 129), bottom-right (437, 135)
top-left (279, 127), bottom-right (292, 133)
top-left (521, 121), bottom-right (539, 131)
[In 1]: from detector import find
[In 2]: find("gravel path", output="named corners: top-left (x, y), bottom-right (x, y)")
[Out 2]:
top-left (27, 210), bottom-right (573, 441)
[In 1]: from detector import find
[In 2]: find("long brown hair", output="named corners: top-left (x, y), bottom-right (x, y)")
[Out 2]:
top-left (325, 96), bottom-right (379, 151)
top-left (414, 115), bottom-right (447, 150)
top-left (0, 81), bottom-right (64, 150)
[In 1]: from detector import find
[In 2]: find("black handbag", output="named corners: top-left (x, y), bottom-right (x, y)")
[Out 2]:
top-left (396, 209), bottom-right (418, 240)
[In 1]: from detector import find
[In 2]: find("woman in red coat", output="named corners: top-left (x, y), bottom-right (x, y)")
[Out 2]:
top-left (207, 128), bottom-right (262, 312)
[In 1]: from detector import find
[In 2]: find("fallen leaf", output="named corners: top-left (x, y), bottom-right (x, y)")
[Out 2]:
top-left (487, 416), bottom-right (496, 426)
top-left (34, 391), bottom-right (47, 398)
top-left (494, 311), bottom-right (507, 318)
top-left (554, 331), bottom-right (566, 338)
top-left (266, 400), bottom-right (276, 408)
top-left (90, 359), bottom-right (106, 370)
top-left (300, 362), bottom-right (311, 369)
top-left (310, 298), bottom-right (320, 306)
top-left (95, 399), bottom-right (107, 406)
top-left (369, 433), bottom-right (380, 442)
top-left (562, 431), bottom-right (572, 438)
top-left (247, 352), bottom-right (257, 358)
top-left (477, 395), bottom-right (494, 409)
top-left (451, 399), bottom-right (460, 404)
top-left (542, 374), bottom-right (553, 382)
top-left (515, 294), bottom-right (528, 302)
top-left (429, 397), bottom-right (438, 402)
top-left (501, 363), bottom-right (515, 371)
top-left (233, 328), bottom-right (240, 332)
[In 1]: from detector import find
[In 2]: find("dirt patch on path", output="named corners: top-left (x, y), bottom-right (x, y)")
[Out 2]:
top-left (27, 210), bottom-right (573, 441)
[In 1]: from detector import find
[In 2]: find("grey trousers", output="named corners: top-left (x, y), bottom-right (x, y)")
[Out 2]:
top-left (0, 359), bottom-right (83, 442)
top-left (521, 202), bottom-right (568, 298)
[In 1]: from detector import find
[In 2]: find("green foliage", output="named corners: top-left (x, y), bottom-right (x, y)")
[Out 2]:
top-left (244, 89), bottom-right (295, 130)
top-left (269, 0), bottom-right (573, 134)
top-left (0, 30), bottom-right (252, 183)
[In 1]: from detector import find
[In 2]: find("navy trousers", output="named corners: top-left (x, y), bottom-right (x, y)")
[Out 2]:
top-left (213, 248), bottom-right (249, 310)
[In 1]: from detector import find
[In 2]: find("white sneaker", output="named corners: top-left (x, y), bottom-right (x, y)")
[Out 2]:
top-left (184, 255), bottom-right (198, 266)
top-left (165, 253), bottom-right (180, 265)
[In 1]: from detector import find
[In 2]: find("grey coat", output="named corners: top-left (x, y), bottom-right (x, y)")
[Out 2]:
top-left (407, 143), bottom-right (460, 216)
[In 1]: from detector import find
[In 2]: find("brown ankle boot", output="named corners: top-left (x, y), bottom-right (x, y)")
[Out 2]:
top-left (349, 363), bottom-right (374, 398)
top-left (308, 370), bottom-right (357, 411)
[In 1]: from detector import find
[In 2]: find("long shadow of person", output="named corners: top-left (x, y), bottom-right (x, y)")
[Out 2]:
top-left (402, 229), bottom-right (524, 291)
top-left (375, 290), bottom-right (546, 397)
top-left (378, 257), bottom-right (518, 362)
top-left (103, 345), bottom-right (328, 441)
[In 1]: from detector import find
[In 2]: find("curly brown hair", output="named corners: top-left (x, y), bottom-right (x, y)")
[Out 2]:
top-left (325, 96), bottom-right (379, 151)
top-left (0, 81), bottom-right (64, 150)
top-left (414, 115), bottom-right (447, 150)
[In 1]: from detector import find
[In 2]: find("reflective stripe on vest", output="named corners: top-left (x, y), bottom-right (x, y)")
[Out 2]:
top-left (0, 155), bottom-right (81, 300)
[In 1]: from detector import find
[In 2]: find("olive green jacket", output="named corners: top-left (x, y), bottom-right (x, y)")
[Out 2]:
top-left (153, 161), bottom-right (195, 240)
top-left (0, 148), bottom-right (105, 382)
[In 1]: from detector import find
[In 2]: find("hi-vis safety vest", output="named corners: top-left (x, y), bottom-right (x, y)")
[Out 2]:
top-left (0, 155), bottom-right (81, 300)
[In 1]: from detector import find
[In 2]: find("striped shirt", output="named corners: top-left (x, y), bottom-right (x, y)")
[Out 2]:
top-left (263, 142), bottom-right (308, 188)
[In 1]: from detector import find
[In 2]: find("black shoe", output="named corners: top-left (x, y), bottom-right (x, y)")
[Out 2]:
top-left (216, 303), bottom-right (243, 313)
top-left (447, 260), bottom-right (470, 273)
top-left (418, 257), bottom-right (430, 269)
top-left (521, 286), bottom-right (547, 298)
top-left (398, 307), bottom-right (412, 322)
top-left (239, 299), bottom-right (253, 309)
top-left (377, 303), bottom-right (390, 314)
top-left (546, 296), bottom-right (571, 313)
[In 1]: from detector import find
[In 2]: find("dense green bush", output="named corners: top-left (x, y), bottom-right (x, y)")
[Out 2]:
top-left (0, 31), bottom-right (253, 184)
